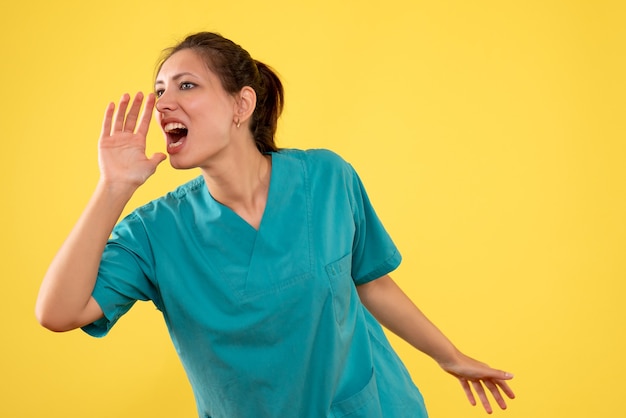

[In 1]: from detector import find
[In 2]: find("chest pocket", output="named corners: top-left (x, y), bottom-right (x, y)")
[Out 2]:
top-left (326, 253), bottom-right (355, 325)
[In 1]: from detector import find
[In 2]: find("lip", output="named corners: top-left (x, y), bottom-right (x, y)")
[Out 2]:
top-left (159, 117), bottom-right (188, 155)
top-left (160, 116), bottom-right (187, 131)
top-left (166, 135), bottom-right (186, 155)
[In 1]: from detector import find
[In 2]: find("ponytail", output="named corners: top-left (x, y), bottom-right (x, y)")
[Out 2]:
top-left (251, 60), bottom-right (284, 153)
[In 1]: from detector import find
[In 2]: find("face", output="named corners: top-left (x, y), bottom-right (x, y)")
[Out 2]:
top-left (155, 49), bottom-right (238, 169)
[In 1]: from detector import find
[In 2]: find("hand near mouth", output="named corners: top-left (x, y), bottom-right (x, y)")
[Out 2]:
top-left (98, 92), bottom-right (167, 189)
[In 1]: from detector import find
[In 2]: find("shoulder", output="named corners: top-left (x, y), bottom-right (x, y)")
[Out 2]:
top-left (123, 175), bottom-right (205, 225)
top-left (277, 148), bottom-right (354, 178)
top-left (162, 175), bottom-right (206, 202)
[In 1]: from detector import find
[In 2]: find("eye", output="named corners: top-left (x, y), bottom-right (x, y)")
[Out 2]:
top-left (180, 82), bottom-right (195, 90)
top-left (155, 88), bottom-right (165, 98)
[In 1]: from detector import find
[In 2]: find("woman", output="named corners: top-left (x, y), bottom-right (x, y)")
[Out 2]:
top-left (36, 32), bottom-right (515, 417)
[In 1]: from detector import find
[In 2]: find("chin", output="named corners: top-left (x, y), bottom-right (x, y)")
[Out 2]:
top-left (168, 157), bottom-right (197, 171)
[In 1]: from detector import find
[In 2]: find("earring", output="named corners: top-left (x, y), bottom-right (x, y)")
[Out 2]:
top-left (236, 118), bottom-right (241, 128)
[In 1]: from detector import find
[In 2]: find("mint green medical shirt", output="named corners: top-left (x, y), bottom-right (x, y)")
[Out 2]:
top-left (83, 149), bottom-right (427, 418)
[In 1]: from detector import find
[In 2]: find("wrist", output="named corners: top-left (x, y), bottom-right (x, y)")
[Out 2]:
top-left (433, 345), bottom-right (463, 368)
top-left (95, 179), bottom-right (138, 204)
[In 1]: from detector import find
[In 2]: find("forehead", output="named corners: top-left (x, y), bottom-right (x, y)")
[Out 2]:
top-left (156, 49), bottom-right (212, 82)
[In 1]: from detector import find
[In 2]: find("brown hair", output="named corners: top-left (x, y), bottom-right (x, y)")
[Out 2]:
top-left (157, 32), bottom-right (284, 153)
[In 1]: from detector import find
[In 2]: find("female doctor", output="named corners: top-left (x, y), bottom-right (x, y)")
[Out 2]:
top-left (36, 32), bottom-right (515, 417)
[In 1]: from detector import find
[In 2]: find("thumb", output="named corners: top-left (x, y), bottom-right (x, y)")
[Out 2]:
top-left (149, 152), bottom-right (167, 166)
top-left (144, 153), bottom-right (167, 178)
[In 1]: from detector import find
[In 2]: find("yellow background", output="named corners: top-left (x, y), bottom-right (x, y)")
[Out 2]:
top-left (2, 0), bottom-right (625, 417)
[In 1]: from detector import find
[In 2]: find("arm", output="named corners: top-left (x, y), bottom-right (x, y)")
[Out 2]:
top-left (35, 92), bottom-right (166, 332)
top-left (356, 274), bottom-right (515, 414)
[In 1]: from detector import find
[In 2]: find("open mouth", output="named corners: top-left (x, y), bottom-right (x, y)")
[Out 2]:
top-left (164, 122), bottom-right (188, 149)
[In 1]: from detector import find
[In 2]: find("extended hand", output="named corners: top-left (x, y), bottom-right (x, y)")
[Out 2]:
top-left (98, 92), bottom-right (166, 188)
top-left (440, 352), bottom-right (515, 414)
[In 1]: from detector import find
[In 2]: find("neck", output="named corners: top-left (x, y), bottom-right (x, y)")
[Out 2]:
top-left (201, 145), bottom-right (272, 229)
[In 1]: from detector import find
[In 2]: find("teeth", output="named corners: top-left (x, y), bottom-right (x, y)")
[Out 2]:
top-left (164, 122), bottom-right (188, 133)
top-left (168, 140), bottom-right (184, 149)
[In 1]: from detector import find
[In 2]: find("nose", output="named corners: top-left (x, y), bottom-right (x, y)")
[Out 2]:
top-left (155, 89), bottom-right (177, 113)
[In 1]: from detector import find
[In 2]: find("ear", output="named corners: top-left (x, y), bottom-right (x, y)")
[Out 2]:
top-left (235, 86), bottom-right (257, 125)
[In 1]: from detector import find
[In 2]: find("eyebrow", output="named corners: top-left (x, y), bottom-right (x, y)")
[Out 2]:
top-left (154, 72), bottom-right (196, 86)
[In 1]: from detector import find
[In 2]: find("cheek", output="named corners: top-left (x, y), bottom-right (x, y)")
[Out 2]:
top-left (191, 102), bottom-right (233, 127)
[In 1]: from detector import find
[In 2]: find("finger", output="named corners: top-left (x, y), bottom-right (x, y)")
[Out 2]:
top-left (136, 93), bottom-right (155, 137)
top-left (149, 152), bottom-right (167, 166)
top-left (479, 367), bottom-right (514, 381)
top-left (496, 379), bottom-right (516, 399)
top-left (113, 93), bottom-right (131, 133)
top-left (101, 102), bottom-right (115, 138)
top-left (459, 379), bottom-right (476, 406)
top-left (470, 380), bottom-right (493, 414)
top-left (123, 92), bottom-right (144, 133)
top-left (497, 370), bottom-right (514, 380)
top-left (145, 153), bottom-right (167, 182)
top-left (483, 379), bottom-right (507, 410)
